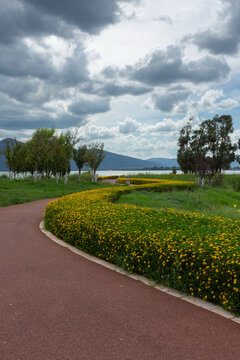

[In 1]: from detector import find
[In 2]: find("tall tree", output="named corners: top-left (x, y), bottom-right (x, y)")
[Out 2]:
top-left (61, 129), bottom-right (81, 184)
top-left (0, 138), bottom-right (25, 179)
top-left (73, 144), bottom-right (87, 181)
top-left (85, 142), bottom-right (105, 183)
top-left (177, 120), bottom-right (195, 174)
top-left (49, 135), bottom-right (67, 183)
top-left (26, 128), bottom-right (55, 183)
top-left (177, 115), bottom-right (237, 185)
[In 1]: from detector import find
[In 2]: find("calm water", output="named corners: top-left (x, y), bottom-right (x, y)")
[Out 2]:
top-left (0, 169), bottom-right (240, 178)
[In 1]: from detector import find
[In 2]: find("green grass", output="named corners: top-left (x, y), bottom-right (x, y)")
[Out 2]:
top-left (0, 174), bottom-right (112, 207)
top-left (116, 187), bottom-right (240, 220)
top-left (132, 173), bottom-right (240, 191)
top-left (132, 173), bottom-right (196, 182)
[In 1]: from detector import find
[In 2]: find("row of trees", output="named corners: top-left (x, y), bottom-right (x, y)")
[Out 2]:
top-left (177, 115), bottom-right (239, 185)
top-left (1, 128), bottom-right (105, 183)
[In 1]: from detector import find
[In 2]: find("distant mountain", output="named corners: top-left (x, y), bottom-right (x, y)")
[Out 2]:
top-left (0, 138), bottom-right (11, 171)
top-left (147, 157), bottom-right (179, 168)
top-left (70, 151), bottom-right (158, 171)
top-left (0, 138), bottom-right (162, 171)
top-left (92, 151), bottom-right (158, 170)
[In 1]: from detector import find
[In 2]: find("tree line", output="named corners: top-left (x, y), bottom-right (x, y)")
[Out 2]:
top-left (177, 114), bottom-right (240, 185)
top-left (0, 128), bottom-right (105, 183)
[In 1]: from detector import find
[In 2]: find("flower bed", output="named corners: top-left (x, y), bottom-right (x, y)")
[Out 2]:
top-left (44, 180), bottom-right (240, 315)
top-left (98, 175), bottom-right (124, 180)
top-left (117, 177), bottom-right (170, 185)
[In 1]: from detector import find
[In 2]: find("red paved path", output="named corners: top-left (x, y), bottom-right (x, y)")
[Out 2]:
top-left (0, 199), bottom-right (239, 360)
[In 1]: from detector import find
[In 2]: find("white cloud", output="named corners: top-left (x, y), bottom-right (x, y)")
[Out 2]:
top-left (83, 124), bottom-right (116, 140)
top-left (118, 116), bottom-right (140, 134)
top-left (197, 89), bottom-right (238, 111)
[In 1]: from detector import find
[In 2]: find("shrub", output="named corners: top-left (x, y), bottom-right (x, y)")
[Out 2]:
top-left (44, 180), bottom-right (240, 315)
top-left (117, 177), bottom-right (170, 185)
top-left (98, 175), bottom-right (124, 180)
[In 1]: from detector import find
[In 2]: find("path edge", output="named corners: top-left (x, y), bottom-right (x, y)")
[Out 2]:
top-left (39, 221), bottom-right (240, 325)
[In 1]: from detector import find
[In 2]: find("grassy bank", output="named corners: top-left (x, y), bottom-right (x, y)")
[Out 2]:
top-left (116, 187), bottom-right (240, 220)
top-left (132, 173), bottom-right (240, 191)
top-left (0, 174), bottom-right (112, 207)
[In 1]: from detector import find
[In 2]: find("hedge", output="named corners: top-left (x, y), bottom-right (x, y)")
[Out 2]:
top-left (117, 177), bottom-right (170, 185)
top-left (44, 180), bottom-right (240, 315)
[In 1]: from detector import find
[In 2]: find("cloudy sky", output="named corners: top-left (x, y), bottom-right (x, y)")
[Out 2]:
top-left (0, 0), bottom-right (240, 159)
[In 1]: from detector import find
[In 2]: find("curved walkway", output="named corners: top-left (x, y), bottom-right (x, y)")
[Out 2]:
top-left (0, 200), bottom-right (239, 360)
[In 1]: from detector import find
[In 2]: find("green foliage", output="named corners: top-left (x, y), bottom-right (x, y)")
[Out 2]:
top-left (44, 181), bottom-right (240, 315)
top-left (61, 129), bottom-right (81, 178)
top-left (116, 187), bottom-right (240, 220)
top-left (0, 138), bottom-right (26, 178)
top-left (73, 144), bottom-right (87, 180)
top-left (85, 142), bottom-right (105, 182)
top-left (117, 178), bottom-right (171, 185)
top-left (0, 176), bottom-right (112, 207)
top-left (177, 115), bottom-right (237, 182)
top-left (27, 128), bottom-right (55, 175)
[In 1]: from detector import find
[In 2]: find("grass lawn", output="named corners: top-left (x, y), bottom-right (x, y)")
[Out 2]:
top-left (116, 186), bottom-right (240, 220)
top-left (0, 174), bottom-right (112, 207)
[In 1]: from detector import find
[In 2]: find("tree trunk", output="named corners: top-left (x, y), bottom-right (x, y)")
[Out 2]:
top-left (91, 169), bottom-right (95, 183)
top-left (34, 171), bottom-right (38, 184)
top-left (64, 173), bottom-right (68, 184)
top-left (56, 173), bottom-right (60, 184)
top-left (78, 169), bottom-right (81, 181)
top-left (64, 164), bottom-right (68, 184)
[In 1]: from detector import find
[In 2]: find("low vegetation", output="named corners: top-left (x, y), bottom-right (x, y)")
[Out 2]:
top-left (44, 179), bottom-right (240, 315)
top-left (0, 173), bottom-right (111, 207)
top-left (116, 187), bottom-right (240, 220)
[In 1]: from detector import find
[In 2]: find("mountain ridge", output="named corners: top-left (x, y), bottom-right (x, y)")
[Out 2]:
top-left (0, 138), bottom-right (177, 171)
top-left (1, 138), bottom-right (239, 171)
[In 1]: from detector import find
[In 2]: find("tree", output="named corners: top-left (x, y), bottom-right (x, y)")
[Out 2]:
top-left (0, 138), bottom-right (25, 179)
top-left (85, 142), bottom-right (105, 183)
top-left (26, 128), bottom-right (55, 183)
top-left (49, 135), bottom-right (67, 183)
top-left (177, 120), bottom-right (195, 174)
top-left (73, 144), bottom-right (87, 181)
top-left (201, 115), bottom-right (236, 174)
top-left (177, 115), bottom-right (237, 185)
top-left (237, 139), bottom-right (240, 166)
top-left (61, 129), bottom-right (81, 184)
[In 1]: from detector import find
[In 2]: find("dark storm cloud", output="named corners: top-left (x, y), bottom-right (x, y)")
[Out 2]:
top-left (0, 0), bottom-right (134, 45)
top-left (190, 0), bottom-right (240, 55)
top-left (0, 42), bottom-right (53, 79)
top-left (0, 113), bottom-right (86, 130)
top-left (22, 0), bottom-right (121, 34)
top-left (69, 98), bottom-right (111, 116)
top-left (0, 1), bottom-right (73, 44)
top-left (101, 82), bottom-right (152, 96)
top-left (0, 76), bottom-right (52, 105)
top-left (0, 41), bottom-right (89, 88)
top-left (0, 96), bottom-right (87, 130)
top-left (125, 46), bottom-right (230, 86)
top-left (192, 32), bottom-right (239, 56)
top-left (81, 81), bottom-right (152, 97)
top-left (151, 88), bottom-right (191, 113)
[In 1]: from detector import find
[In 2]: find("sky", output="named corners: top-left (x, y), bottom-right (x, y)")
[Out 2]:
top-left (0, 0), bottom-right (240, 159)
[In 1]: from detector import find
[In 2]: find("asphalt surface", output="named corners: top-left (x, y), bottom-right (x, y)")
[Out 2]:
top-left (0, 199), bottom-right (239, 360)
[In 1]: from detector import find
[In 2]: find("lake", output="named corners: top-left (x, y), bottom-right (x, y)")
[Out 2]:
top-left (1, 169), bottom-right (240, 178)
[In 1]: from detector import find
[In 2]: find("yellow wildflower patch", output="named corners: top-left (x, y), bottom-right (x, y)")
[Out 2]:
top-left (44, 179), bottom-right (240, 315)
